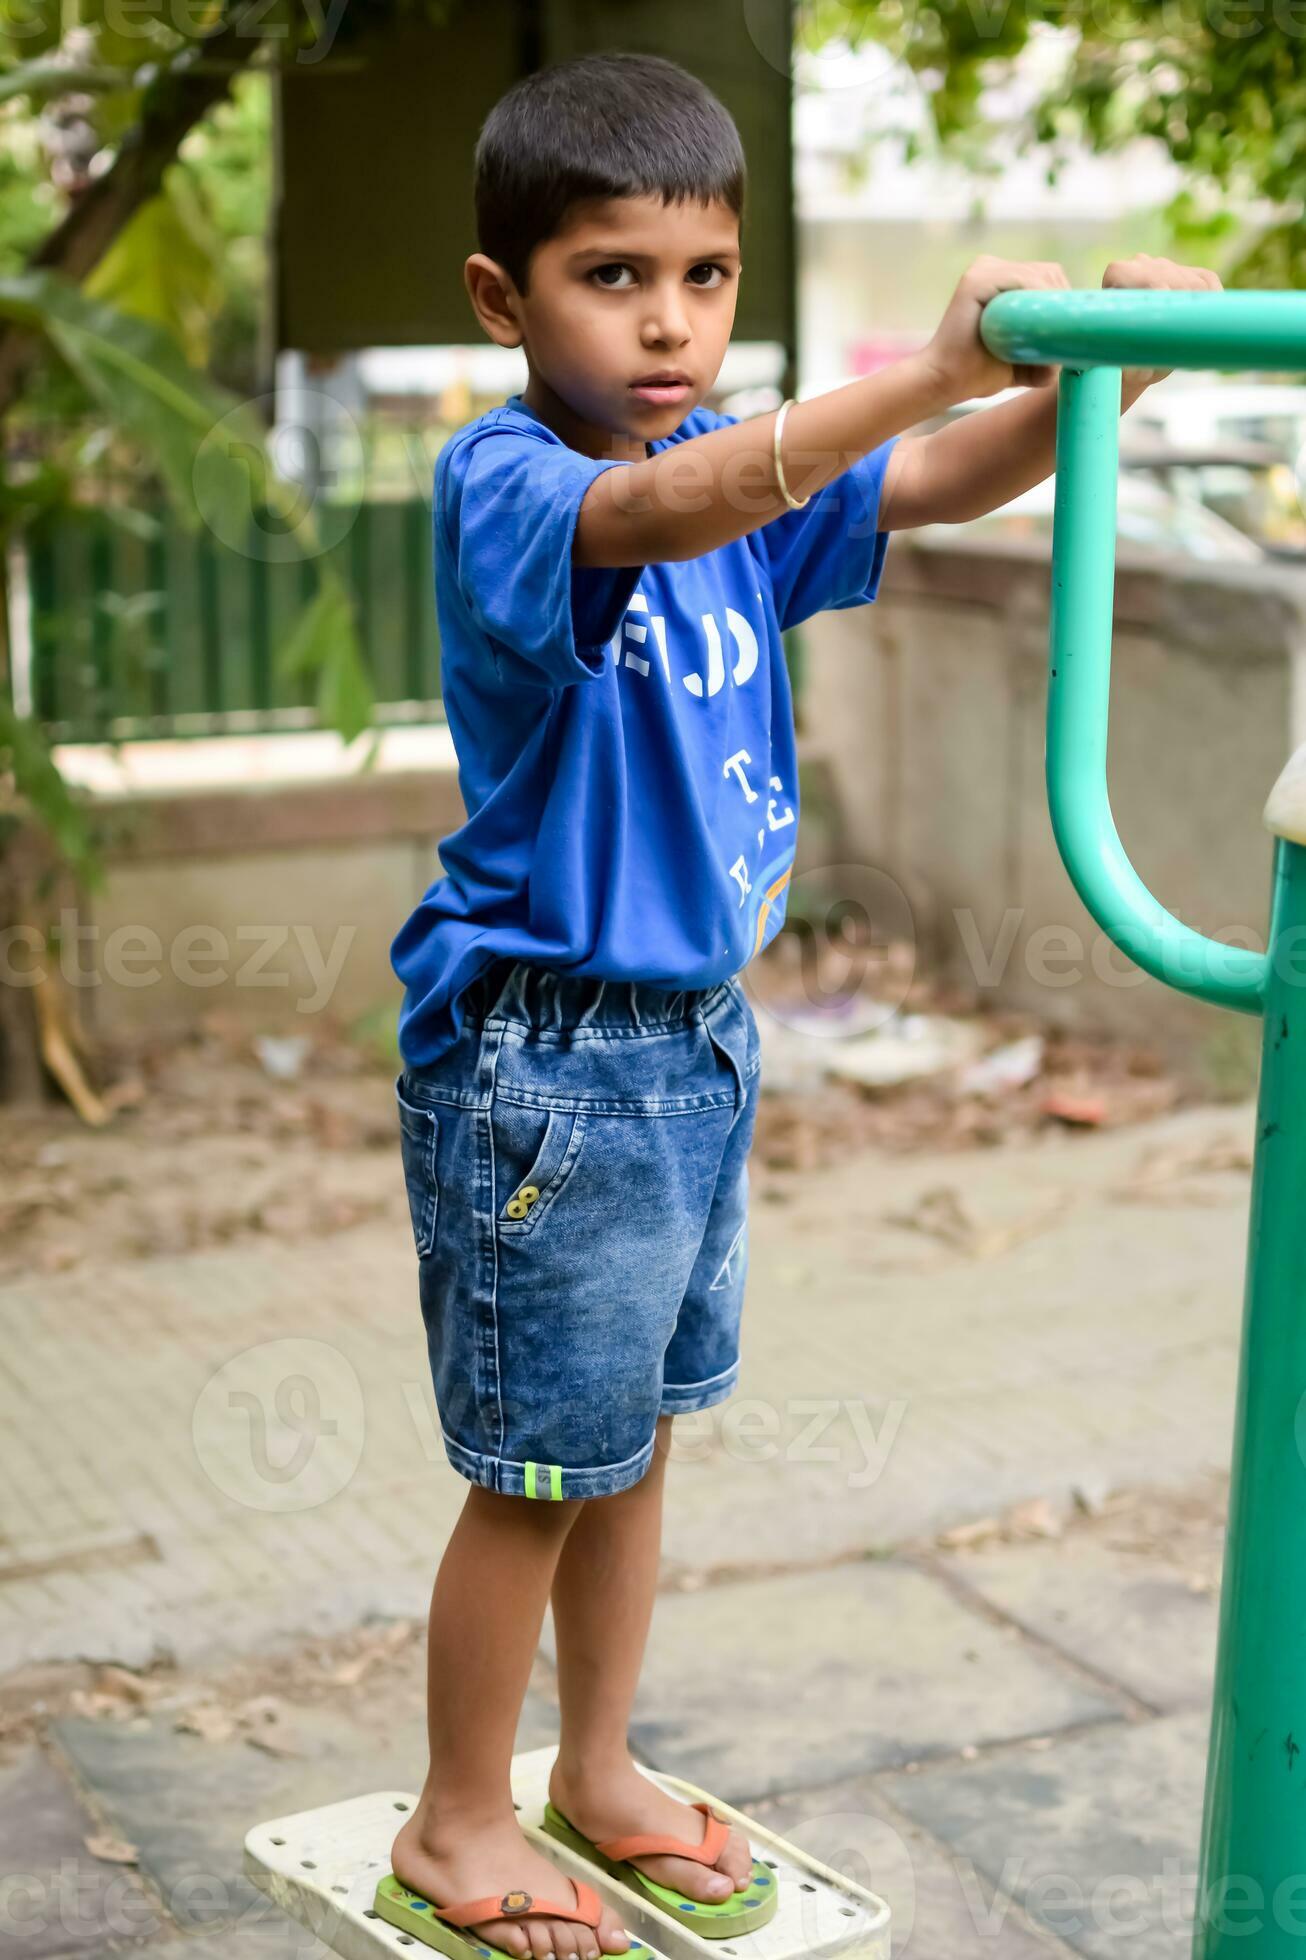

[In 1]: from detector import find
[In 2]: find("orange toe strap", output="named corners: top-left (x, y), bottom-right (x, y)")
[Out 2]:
top-left (596, 1801), bottom-right (730, 1868)
top-left (435, 1879), bottom-right (603, 1931)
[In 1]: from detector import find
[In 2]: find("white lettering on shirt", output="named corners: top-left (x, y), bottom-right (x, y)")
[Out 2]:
top-left (766, 775), bottom-right (795, 831)
top-left (723, 749), bottom-right (760, 803)
top-left (685, 614), bottom-right (727, 698)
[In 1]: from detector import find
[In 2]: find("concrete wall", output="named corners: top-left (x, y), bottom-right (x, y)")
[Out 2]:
top-left (72, 741), bottom-right (850, 1042)
top-left (802, 533), bottom-right (1306, 1061)
top-left (75, 771), bottom-right (468, 1041)
top-left (63, 539), bottom-right (1306, 1065)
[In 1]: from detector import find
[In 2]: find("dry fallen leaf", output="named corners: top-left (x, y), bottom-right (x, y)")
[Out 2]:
top-left (84, 1834), bottom-right (139, 1864)
top-left (1006, 1497), bottom-right (1063, 1540)
top-left (245, 1729), bottom-right (300, 1758)
top-left (94, 1665), bottom-right (154, 1705)
top-left (937, 1516), bottom-right (1001, 1550)
top-left (1114, 1135), bottom-right (1254, 1205)
top-left (887, 1185), bottom-right (1069, 1261)
top-left (175, 1704), bottom-right (235, 1743)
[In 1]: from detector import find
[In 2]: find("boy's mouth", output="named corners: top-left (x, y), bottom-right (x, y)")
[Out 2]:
top-left (629, 370), bottom-right (693, 406)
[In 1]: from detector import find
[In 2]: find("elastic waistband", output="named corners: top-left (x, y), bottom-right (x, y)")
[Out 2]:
top-left (462, 957), bottom-right (731, 1033)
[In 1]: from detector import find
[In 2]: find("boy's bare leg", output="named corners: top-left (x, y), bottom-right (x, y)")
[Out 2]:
top-left (392, 1485), bottom-right (632, 1960)
top-left (546, 1416), bottom-right (754, 1902)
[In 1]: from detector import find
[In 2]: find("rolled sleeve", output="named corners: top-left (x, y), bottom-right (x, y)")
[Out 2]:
top-left (440, 427), bottom-right (644, 685)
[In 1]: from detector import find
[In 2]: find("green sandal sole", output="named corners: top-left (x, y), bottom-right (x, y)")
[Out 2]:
top-left (373, 1874), bottom-right (508, 1959)
top-left (372, 1872), bottom-right (653, 1960)
top-left (540, 1802), bottom-right (779, 1939)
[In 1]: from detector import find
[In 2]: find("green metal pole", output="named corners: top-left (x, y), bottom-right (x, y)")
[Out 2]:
top-left (1193, 830), bottom-right (1306, 1955)
top-left (975, 287), bottom-right (1306, 1954)
top-left (1047, 367), bottom-right (1264, 1013)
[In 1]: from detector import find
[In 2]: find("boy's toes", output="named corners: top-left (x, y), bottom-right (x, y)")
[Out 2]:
top-left (597, 1904), bottom-right (630, 1954)
top-left (721, 1824), bottom-right (754, 1890)
top-left (480, 1923), bottom-right (530, 1958)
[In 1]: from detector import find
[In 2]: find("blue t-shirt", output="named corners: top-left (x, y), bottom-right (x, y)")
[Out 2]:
top-left (391, 395), bottom-right (897, 1066)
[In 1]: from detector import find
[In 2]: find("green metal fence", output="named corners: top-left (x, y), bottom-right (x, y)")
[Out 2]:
top-left (24, 492), bottom-right (815, 743)
top-left (25, 495), bottom-right (442, 742)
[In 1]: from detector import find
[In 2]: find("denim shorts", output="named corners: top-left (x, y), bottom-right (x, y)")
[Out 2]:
top-left (395, 956), bottom-right (760, 1501)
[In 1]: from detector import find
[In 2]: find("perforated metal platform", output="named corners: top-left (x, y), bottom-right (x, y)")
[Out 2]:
top-left (244, 1746), bottom-right (891, 1960)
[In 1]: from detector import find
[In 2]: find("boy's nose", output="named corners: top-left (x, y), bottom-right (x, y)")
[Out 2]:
top-left (641, 300), bottom-right (691, 348)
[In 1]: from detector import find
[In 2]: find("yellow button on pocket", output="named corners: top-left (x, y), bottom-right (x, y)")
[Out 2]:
top-left (505, 1185), bottom-right (540, 1220)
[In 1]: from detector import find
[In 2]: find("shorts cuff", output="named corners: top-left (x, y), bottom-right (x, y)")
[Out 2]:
top-left (440, 1427), bottom-right (658, 1500)
top-left (659, 1361), bottom-right (740, 1415)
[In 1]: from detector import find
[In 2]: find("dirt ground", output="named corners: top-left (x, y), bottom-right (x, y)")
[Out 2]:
top-left (0, 955), bottom-right (1241, 1287)
top-left (0, 1468), bottom-right (1229, 1754)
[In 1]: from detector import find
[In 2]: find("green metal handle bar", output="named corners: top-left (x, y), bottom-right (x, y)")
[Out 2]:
top-left (977, 288), bottom-right (1306, 1016)
top-left (981, 287), bottom-right (1306, 372)
top-left (977, 287), bottom-right (1306, 1960)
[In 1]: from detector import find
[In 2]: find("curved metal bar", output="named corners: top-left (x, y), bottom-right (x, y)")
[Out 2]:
top-left (981, 288), bottom-right (1306, 372)
top-left (1035, 363), bottom-right (1267, 1013)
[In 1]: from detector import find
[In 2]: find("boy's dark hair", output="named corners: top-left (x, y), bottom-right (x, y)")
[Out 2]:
top-left (474, 52), bottom-right (746, 292)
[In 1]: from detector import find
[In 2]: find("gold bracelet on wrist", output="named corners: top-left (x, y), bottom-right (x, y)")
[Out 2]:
top-left (773, 397), bottom-right (811, 511)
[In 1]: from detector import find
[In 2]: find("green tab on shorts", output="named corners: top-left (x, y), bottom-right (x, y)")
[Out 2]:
top-left (524, 1460), bottom-right (563, 1500)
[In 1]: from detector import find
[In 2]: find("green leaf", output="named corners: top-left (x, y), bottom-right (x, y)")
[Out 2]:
top-left (276, 575), bottom-right (374, 745)
top-left (84, 186), bottom-right (222, 366)
top-left (0, 268), bottom-right (263, 536)
top-left (0, 700), bottom-right (100, 881)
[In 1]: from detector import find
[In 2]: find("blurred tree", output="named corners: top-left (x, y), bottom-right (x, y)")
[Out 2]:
top-left (823, 1), bottom-right (1301, 282)
top-left (0, 2), bottom-right (420, 1104)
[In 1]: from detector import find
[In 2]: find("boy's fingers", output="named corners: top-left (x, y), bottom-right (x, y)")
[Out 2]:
top-left (1012, 363), bottom-right (1057, 389)
top-left (1103, 253), bottom-right (1225, 293)
top-left (963, 254), bottom-right (1069, 304)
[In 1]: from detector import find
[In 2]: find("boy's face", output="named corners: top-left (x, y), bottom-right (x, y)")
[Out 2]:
top-left (468, 194), bottom-right (741, 455)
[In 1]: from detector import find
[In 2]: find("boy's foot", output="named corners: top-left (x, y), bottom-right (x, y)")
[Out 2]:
top-left (547, 1761), bottom-right (754, 1903)
top-left (392, 1807), bottom-right (632, 1960)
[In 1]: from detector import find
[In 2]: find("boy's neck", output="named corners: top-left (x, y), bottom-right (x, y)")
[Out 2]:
top-left (520, 372), bottom-right (650, 463)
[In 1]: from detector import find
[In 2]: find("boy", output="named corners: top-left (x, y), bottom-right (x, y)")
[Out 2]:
top-left (387, 48), bottom-right (1216, 1960)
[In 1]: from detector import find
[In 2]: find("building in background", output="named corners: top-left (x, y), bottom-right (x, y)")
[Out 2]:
top-left (794, 28), bottom-right (1186, 396)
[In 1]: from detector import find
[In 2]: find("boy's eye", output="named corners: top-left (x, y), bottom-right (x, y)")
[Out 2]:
top-left (687, 263), bottom-right (728, 288)
top-left (590, 263), bottom-right (636, 289)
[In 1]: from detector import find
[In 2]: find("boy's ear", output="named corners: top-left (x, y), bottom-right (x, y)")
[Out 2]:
top-left (464, 254), bottom-right (524, 348)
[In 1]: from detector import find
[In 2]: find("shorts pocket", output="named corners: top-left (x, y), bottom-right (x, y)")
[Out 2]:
top-left (492, 1098), bottom-right (587, 1240)
top-left (396, 1076), bottom-right (440, 1258)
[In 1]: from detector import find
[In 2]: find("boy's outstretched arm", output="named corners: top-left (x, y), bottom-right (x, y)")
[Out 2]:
top-left (877, 255), bottom-right (1225, 530)
top-left (573, 255), bottom-right (1073, 569)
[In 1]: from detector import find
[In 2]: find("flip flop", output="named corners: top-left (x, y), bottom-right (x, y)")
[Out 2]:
top-left (372, 1869), bottom-right (648, 1960)
top-left (540, 1799), bottom-right (778, 1939)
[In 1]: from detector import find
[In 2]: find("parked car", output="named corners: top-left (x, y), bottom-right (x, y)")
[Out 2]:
top-left (1126, 379), bottom-right (1306, 461)
top-left (1120, 437), bottom-right (1306, 561)
top-left (918, 467), bottom-right (1266, 564)
top-left (912, 390), bottom-right (1288, 563)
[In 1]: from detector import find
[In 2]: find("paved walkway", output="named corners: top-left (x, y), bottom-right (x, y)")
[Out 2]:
top-left (0, 1096), bottom-right (1257, 1956)
top-left (0, 1098), bottom-right (1253, 1673)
